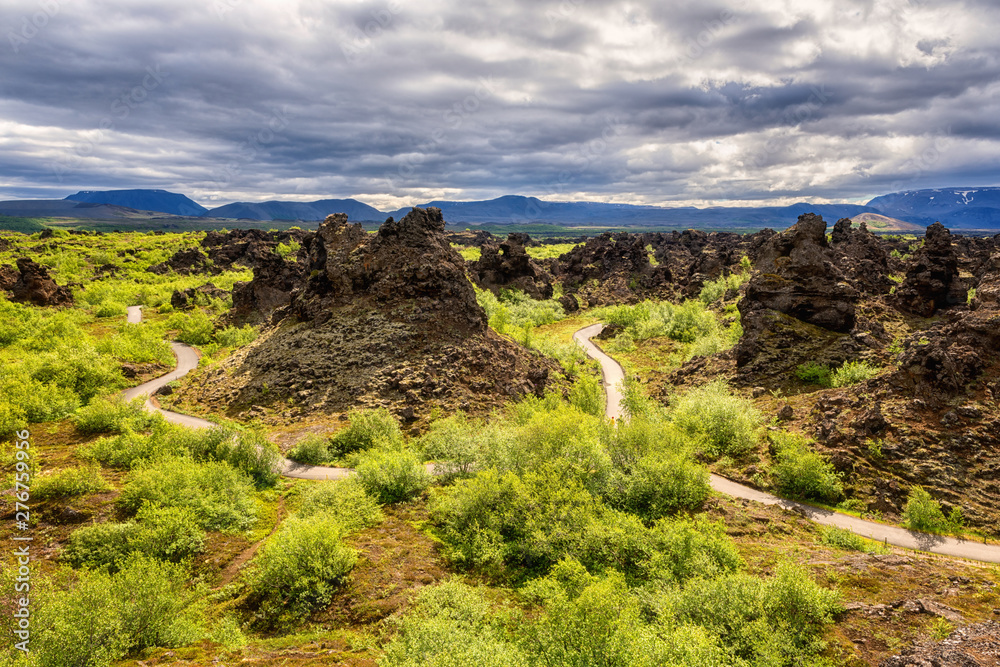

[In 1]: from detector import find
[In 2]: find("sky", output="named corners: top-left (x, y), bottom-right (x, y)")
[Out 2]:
top-left (0, 0), bottom-right (998, 211)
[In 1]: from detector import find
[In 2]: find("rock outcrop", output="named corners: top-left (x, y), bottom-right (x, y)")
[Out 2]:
top-left (880, 621), bottom-right (1000, 666)
top-left (175, 208), bottom-right (558, 425)
top-left (470, 234), bottom-right (554, 300)
top-left (735, 214), bottom-right (863, 383)
top-left (0, 264), bottom-right (17, 292)
top-left (829, 218), bottom-right (894, 296)
top-left (230, 253), bottom-right (305, 323)
top-left (892, 222), bottom-right (962, 317)
top-left (9, 258), bottom-right (73, 307)
top-left (557, 232), bottom-right (672, 305)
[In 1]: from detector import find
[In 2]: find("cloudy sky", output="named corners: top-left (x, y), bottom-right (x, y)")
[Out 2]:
top-left (1, 0), bottom-right (998, 210)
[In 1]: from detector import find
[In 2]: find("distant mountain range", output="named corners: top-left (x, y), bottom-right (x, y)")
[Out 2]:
top-left (1, 186), bottom-right (997, 230)
top-left (866, 188), bottom-right (1000, 229)
top-left (204, 198), bottom-right (384, 222)
top-left (66, 189), bottom-right (207, 216)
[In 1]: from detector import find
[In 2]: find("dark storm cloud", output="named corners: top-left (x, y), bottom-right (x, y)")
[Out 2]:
top-left (0, 0), bottom-right (997, 209)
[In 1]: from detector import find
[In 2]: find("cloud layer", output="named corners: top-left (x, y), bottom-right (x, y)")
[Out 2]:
top-left (1, 0), bottom-right (997, 209)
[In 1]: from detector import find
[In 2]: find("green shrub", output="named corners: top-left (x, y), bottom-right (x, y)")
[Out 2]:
top-left (699, 269), bottom-right (751, 304)
top-left (175, 425), bottom-right (280, 487)
top-left (643, 517), bottom-right (744, 585)
top-left (380, 578), bottom-right (527, 667)
top-left (167, 310), bottom-right (214, 346)
top-left (431, 466), bottom-right (598, 571)
top-left (902, 486), bottom-right (961, 533)
top-left (64, 504), bottom-right (206, 570)
top-left (476, 287), bottom-right (567, 334)
top-left (287, 433), bottom-right (331, 465)
top-left (496, 402), bottom-right (612, 495)
top-left (73, 396), bottom-right (160, 434)
top-left (94, 300), bottom-right (128, 318)
top-left (670, 381), bottom-right (762, 459)
top-left (830, 360), bottom-right (880, 387)
top-left (117, 456), bottom-right (258, 531)
top-left (27, 343), bottom-right (124, 402)
top-left (80, 427), bottom-right (185, 468)
top-left (0, 400), bottom-right (27, 439)
top-left (568, 374), bottom-right (604, 418)
top-left (795, 361), bottom-right (831, 386)
top-left (769, 431), bottom-right (843, 503)
top-left (672, 562), bottom-right (841, 662)
top-left (819, 526), bottom-right (889, 554)
top-left (355, 448), bottom-right (431, 504)
top-left (620, 450), bottom-right (710, 520)
top-left (418, 413), bottom-right (482, 481)
top-left (330, 408), bottom-right (403, 455)
top-left (521, 560), bottom-right (731, 667)
top-left (28, 555), bottom-right (204, 667)
top-left (295, 477), bottom-right (384, 531)
top-left (249, 513), bottom-right (357, 619)
top-left (32, 465), bottom-right (112, 500)
top-left (96, 322), bottom-right (173, 365)
top-left (215, 324), bottom-right (257, 348)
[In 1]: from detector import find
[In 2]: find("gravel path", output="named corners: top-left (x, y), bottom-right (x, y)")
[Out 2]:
top-left (122, 308), bottom-right (1000, 561)
top-left (572, 323), bottom-right (1000, 563)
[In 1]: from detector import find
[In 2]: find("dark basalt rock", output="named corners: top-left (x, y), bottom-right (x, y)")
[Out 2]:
top-left (558, 232), bottom-right (672, 305)
top-left (230, 253), bottom-right (306, 323)
top-left (829, 218), bottom-right (894, 296)
top-left (734, 214), bottom-right (862, 383)
top-left (291, 208), bottom-right (485, 334)
top-left (742, 213), bottom-right (859, 334)
top-left (0, 264), bottom-right (17, 291)
top-left (879, 621), bottom-right (1000, 667)
top-left (892, 222), bottom-right (962, 317)
top-left (470, 234), bottom-right (554, 300)
top-left (183, 208), bottom-right (559, 422)
top-left (10, 258), bottom-right (73, 307)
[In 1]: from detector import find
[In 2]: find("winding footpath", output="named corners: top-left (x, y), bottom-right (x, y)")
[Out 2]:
top-left (573, 321), bottom-right (1000, 564)
top-left (123, 306), bottom-right (350, 480)
top-left (124, 306), bottom-right (1000, 562)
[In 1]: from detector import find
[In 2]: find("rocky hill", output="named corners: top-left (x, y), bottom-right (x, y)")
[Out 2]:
top-left (174, 208), bottom-right (559, 425)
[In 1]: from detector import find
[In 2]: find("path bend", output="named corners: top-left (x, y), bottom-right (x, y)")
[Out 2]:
top-left (122, 307), bottom-right (1000, 561)
top-left (572, 322), bottom-right (1000, 564)
top-left (123, 307), bottom-right (350, 480)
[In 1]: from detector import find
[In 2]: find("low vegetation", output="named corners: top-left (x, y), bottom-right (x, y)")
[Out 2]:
top-left (769, 431), bottom-right (843, 503)
top-left (795, 360), bottom-right (881, 388)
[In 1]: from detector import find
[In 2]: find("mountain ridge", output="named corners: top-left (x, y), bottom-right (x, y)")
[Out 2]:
top-left (1, 186), bottom-right (997, 230)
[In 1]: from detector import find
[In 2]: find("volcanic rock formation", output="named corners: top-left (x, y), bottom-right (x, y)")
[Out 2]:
top-left (176, 208), bottom-right (558, 424)
top-left (735, 214), bottom-right (863, 383)
top-left (557, 232), bottom-right (672, 305)
top-left (892, 222), bottom-right (962, 317)
top-left (9, 258), bottom-right (73, 307)
top-left (470, 234), bottom-right (554, 299)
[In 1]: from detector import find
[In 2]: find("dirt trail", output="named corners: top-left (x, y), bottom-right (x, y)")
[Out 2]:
top-left (572, 323), bottom-right (1000, 564)
top-left (124, 307), bottom-right (1000, 563)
